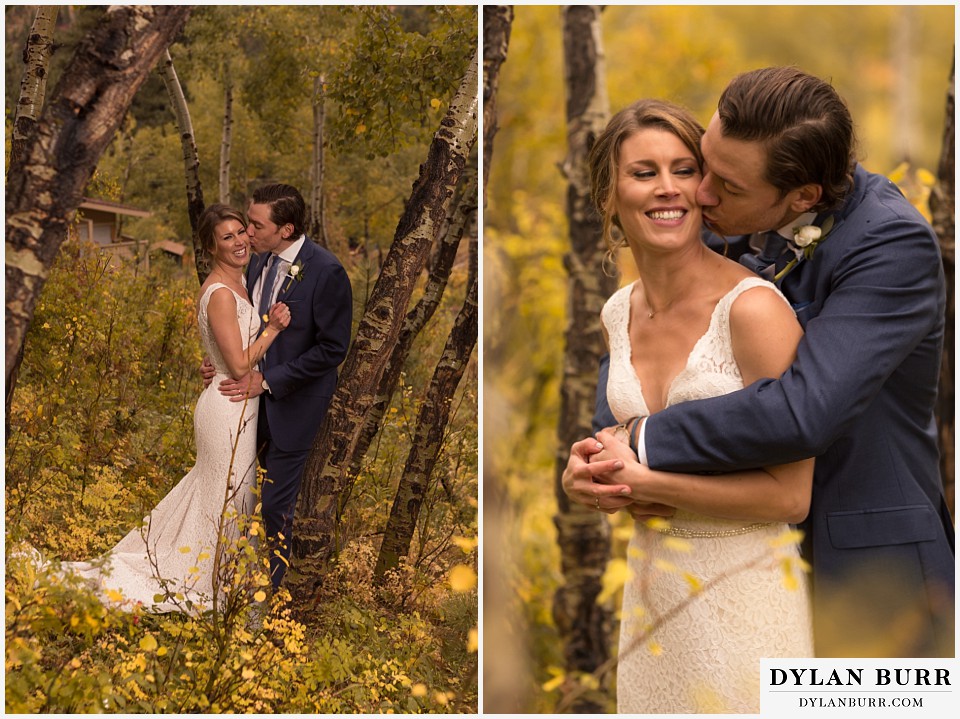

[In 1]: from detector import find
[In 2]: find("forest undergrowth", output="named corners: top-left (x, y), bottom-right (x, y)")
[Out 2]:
top-left (5, 239), bottom-right (478, 713)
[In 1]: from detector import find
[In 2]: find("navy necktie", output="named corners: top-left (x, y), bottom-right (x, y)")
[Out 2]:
top-left (257, 254), bottom-right (281, 321)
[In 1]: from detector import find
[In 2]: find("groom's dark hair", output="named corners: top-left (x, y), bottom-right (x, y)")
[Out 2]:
top-left (251, 183), bottom-right (306, 239)
top-left (717, 66), bottom-right (856, 212)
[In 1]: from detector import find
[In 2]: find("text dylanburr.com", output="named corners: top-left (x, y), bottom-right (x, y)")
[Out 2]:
top-left (761, 659), bottom-right (958, 717)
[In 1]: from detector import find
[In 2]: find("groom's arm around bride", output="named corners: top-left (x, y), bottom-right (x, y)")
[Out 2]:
top-left (214, 183), bottom-right (352, 590)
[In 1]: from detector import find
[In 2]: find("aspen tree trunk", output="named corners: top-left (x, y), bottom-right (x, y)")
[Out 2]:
top-left (374, 232), bottom-right (478, 578)
top-left (479, 6), bottom-right (524, 714)
top-left (6, 5), bottom-right (59, 437)
top-left (554, 6), bottom-right (616, 713)
top-left (345, 167), bottom-right (478, 495)
top-left (10, 6), bottom-right (58, 168)
top-left (310, 75), bottom-right (330, 248)
top-left (159, 48), bottom-right (206, 284)
top-left (930, 57), bottom-right (955, 514)
top-left (293, 50), bottom-right (479, 580)
top-left (6, 5), bottom-right (192, 390)
top-left (482, 6), bottom-right (511, 191)
top-left (219, 65), bottom-right (233, 206)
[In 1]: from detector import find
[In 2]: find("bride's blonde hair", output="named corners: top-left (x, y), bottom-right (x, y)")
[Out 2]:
top-left (589, 99), bottom-right (705, 264)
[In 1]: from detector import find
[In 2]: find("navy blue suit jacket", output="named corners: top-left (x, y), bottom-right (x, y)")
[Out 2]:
top-left (247, 238), bottom-right (352, 452)
top-left (602, 165), bottom-right (954, 656)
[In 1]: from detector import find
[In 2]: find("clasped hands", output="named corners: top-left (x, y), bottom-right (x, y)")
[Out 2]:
top-left (561, 422), bottom-right (676, 521)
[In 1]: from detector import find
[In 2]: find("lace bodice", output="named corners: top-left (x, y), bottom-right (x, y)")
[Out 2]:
top-left (604, 276), bottom-right (813, 713)
top-left (604, 276), bottom-right (792, 537)
top-left (602, 276), bottom-right (791, 421)
top-left (197, 283), bottom-right (259, 376)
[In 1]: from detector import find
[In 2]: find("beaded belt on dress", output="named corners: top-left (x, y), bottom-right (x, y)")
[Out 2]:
top-left (654, 521), bottom-right (772, 539)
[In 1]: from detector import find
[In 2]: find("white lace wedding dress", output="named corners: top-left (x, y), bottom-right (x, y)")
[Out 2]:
top-left (603, 276), bottom-right (814, 714)
top-left (62, 283), bottom-right (259, 613)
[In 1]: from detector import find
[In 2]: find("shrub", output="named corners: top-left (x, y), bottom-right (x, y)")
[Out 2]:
top-left (6, 238), bottom-right (478, 713)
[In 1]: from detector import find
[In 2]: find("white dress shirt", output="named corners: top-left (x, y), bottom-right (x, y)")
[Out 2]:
top-left (252, 235), bottom-right (306, 312)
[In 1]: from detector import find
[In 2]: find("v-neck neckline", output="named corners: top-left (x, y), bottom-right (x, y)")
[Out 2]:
top-left (623, 278), bottom-right (745, 415)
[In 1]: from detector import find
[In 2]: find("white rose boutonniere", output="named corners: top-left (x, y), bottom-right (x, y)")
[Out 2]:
top-left (281, 259), bottom-right (305, 293)
top-left (793, 225), bottom-right (821, 248)
top-left (774, 216), bottom-right (836, 282)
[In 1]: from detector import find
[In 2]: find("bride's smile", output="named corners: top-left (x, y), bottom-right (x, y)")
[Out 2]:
top-left (613, 127), bottom-right (703, 254)
top-left (646, 208), bottom-right (688, 223)
top-left (212, 219), bottom-right (250, 270)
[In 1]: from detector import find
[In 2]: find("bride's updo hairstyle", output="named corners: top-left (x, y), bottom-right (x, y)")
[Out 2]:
top-left (589, 99), bottom-right (705, 257)
top-left (197, 204), bottom-right (248, 272)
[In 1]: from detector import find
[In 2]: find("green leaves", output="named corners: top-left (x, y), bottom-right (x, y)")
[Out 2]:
top-left (7, 210), bottom-right (478, 717)
top-left (6, 242), bottom-right (200, 558)
top-left (326, 5), bottom-right (476, 157)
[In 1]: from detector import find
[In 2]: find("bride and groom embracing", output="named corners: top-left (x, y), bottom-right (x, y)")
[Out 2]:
top-left (61, 183), bottom-right (352, 612)
top-left (562, 67), bottom-right (955, 713)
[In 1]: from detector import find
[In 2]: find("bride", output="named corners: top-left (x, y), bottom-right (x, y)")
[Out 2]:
top-left (60, 204), bottom-right (290, 613)
top-left (564, 99), bottom-right (814, 713)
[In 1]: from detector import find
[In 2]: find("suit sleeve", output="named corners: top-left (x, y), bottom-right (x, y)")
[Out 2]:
top-left (593, 353), bottom-right (617, 434)
top-left (645, 216), bottom-right (944, 473)
top-left (265, 261), bottom-right (352, 399)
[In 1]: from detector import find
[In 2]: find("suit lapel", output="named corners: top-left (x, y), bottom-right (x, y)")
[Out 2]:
top-left (277, 240), bottom-right (315, 303)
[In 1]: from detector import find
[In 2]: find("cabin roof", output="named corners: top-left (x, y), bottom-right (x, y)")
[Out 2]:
top-left (79, 197), bottom-right (152, 218)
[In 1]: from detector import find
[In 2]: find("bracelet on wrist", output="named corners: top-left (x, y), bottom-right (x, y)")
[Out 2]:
top-left (629, 417), bottom-right (642, 456)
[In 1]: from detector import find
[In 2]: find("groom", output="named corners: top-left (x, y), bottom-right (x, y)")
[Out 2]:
top-left (216, 183), bottom-right (352, 589)
top-left (565, 67), bottom-right (954, 657)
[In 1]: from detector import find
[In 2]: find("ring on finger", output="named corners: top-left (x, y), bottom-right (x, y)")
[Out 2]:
top-left (595, 495), bottom-right (601, 511)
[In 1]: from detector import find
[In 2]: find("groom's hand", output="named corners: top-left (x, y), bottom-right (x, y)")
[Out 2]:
top-left (200, 357), bottom-right (216, 388)
top-left (219, 370), bottom-right (265, 402)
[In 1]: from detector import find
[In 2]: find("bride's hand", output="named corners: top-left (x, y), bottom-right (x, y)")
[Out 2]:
top-left (593, 427), bottom-right (676, 520)
top-left (591, 426), bottom-right (637, 473)
top-left (561, 436), bottom-right (632, 514)
top-left (267, 302), bottom-right (291, 331)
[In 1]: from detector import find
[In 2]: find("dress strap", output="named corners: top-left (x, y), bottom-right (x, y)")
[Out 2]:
top-left (718, 276), bottom-right (792, 316)
top-left (199, 282), bottom-right (246, 311)
top-left (600, 282), bottom-right (635, 350)
top-left (200, 282), bottom-right (228, 303)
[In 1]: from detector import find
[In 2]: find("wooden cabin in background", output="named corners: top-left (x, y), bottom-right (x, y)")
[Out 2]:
top-left (76, 197), bottom-right (187, 270)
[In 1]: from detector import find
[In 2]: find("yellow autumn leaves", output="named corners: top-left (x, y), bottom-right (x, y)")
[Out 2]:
top-left (448, 564), bottom-right (476, 593)
top-left (448, 533), bottom-right (478, 593)
top-left (447, 534), bottom-right (478, 655)
top-left (888, 162), bottom-right (938, 222)
top-left (542, 525), bottom-right (812, 696)
top-left (600, 523), bottom-right (809, 607)
top-left (352, 98), bottom-right (443, 135)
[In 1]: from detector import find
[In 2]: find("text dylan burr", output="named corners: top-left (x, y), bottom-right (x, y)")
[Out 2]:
top-left (770, 668), bottom-right (951, 687)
